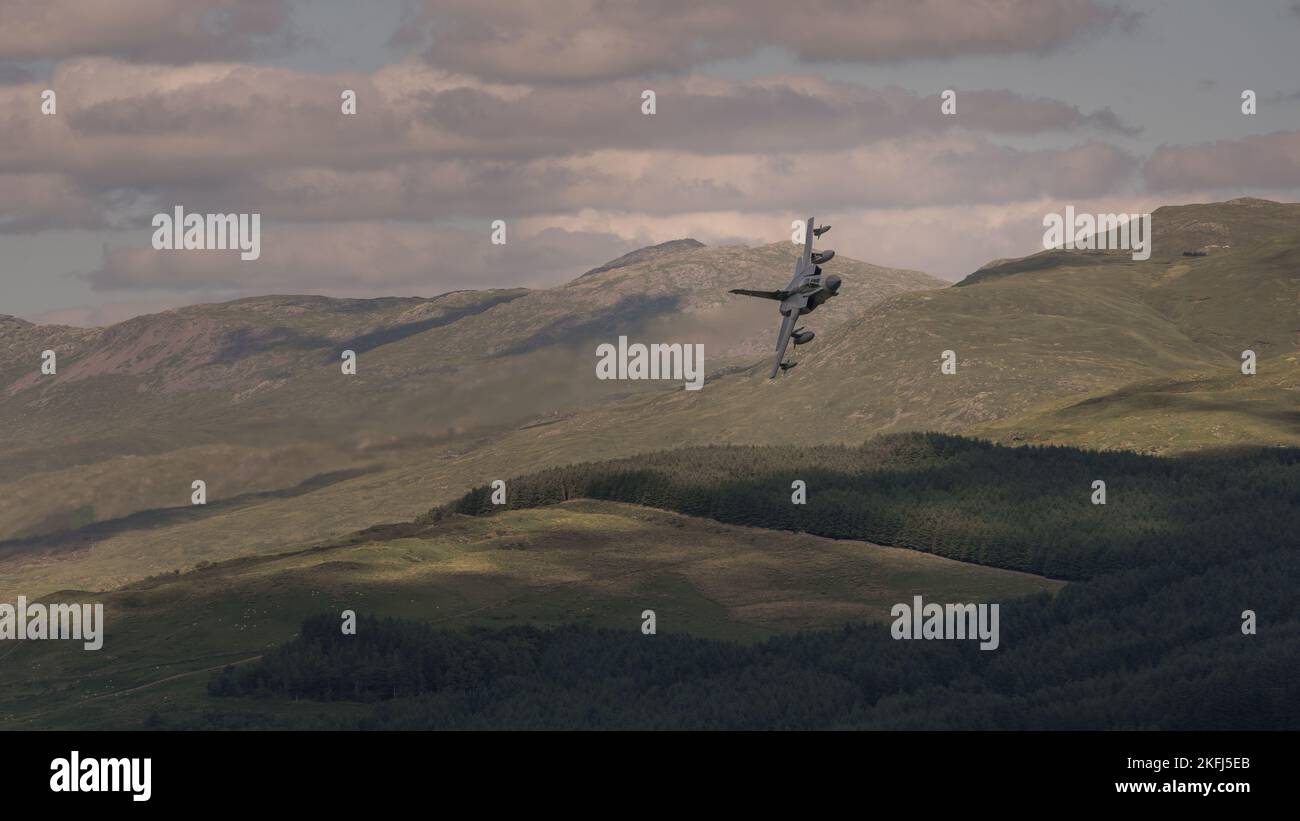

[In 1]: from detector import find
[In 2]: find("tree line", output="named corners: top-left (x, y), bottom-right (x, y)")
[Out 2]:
top-left (196, 433), bottom-right (1299, 729)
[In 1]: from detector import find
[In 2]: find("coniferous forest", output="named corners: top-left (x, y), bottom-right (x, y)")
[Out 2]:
top-left (430, 433), bottom-right (1297, 581)
top-left (202, 434), bottom-right (1300, 729)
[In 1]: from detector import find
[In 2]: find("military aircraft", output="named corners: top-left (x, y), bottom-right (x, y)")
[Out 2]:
top-left (729, 217), bottom-right (840, 378)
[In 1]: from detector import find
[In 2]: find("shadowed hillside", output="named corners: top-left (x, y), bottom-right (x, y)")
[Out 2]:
top-left (187, 433), bottom-right (1296, 730)
top-left (431, 432), bottom-right (1300, 581)
top-left (0, 494), bottom-right (1060, 728)
top-left (2, 199), bottom-right (1295, 597)
top-left (2, 433), bottom-right (1291, 730)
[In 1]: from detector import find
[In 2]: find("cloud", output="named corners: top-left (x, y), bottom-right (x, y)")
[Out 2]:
top-left (396, 0), bottom-right (1132, 83)
top-left (531, 139), bottom-right (1138, 215)
top-left (1143, 130), bottom-right (1300, 190)
top-left (528, 191), bottom-right (1217, 281)
top-left (11, 133), bottom-right (1133, 237)
top-left (1, 60), bottom-right (1135, 176)
top-left (127, 137), bottom-right (1135, 231)
top-left (0, 64), bottom-right (34, 84)
top-left (73, 132), bottom-right (1141, 298)
top-left (0, 58), bottom-right (1138, 233)
top-left (1263, 88), bottom-right (1300, 104)
top-left (406, 79), bottom-right (1139, 155)
top-left (0, 0), bottom-right (293, 63)
top-left (0, 60), bottom-right (402, 187)
top-left (83, 222), bottom-right (636, 295)
top-left (0, 174), bottom-right (105, 232)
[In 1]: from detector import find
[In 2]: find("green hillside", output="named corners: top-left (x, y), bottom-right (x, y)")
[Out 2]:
top-left (0, 495), bottom-right (1058, 729)
top-left (2, 198), bottom-right (1295, 600)
top-left (970, 355), bottom-right (1300, 453)
top-left (193, 433), bottom-right (1297, 729)
top-left (433, 432), bottom-right (1298, 580)
top-left (515, 199), bottom-right (1299, 450)
top-left (3, 432), bottom-right (1291, 730)
top-left (0, 241), bottom-right (939, 545)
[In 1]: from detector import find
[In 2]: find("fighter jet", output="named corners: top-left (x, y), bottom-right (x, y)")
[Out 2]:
top-left (729, 217), bottom-right (840, 378)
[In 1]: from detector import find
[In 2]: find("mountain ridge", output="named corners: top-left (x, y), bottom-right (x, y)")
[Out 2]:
top-left (959, 198), bottom-right (1300, 287)
top-left (578, 238), bottom-right (707, 279)
top-left (0, 238), bottom-right (942, 550)
top-left (2, 198), bottom-right (1295, 595)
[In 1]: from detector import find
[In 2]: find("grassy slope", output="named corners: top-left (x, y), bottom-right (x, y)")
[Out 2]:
top-left (6, 358), bottom-right (1295, 596)
top-left (2, 200), bottom-right (1296, 595)
top-left (969, 355), bottom-right (1300, 453)
top-left (0, 243), bottom-right (938, 543)
top-left (0, 499), bottom-right (1059, 729)
top-left (523, 203), bottom-right (1299, 448)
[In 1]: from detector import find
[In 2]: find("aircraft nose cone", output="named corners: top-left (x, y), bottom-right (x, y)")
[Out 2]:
top-left (826, 275), bottom-right (842, 293)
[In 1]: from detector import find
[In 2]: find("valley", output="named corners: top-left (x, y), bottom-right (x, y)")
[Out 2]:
top-left (0, 497), bottom-right (1062, 729)
top-left (0, 198), bottom-right (1297, 729)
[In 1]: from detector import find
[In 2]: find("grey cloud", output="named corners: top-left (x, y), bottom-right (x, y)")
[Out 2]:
top-left (119, 136), bottom-right (1139, 228)
top-left (0, 0), bottom-right (293, 63)
top-left (397, 0), bottom-right (1131, 83)
top-left (1263, 89), bottom-right (1300, 104)
top-left (0, 174), bottom-right (105, 232)
top-left (84, 222), bottom-right (637, 295)
top-left (1143, 130), bottom-right (1300, 191)
top-left (0, 58), bottom-right (1140, 234)
top-left (413, 83), bottom-right (1139, 155)
top-left (0, 64), bottom-right (34, 84)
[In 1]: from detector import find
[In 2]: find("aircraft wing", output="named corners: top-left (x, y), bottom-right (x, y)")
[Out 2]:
top-left (768, 310), bottom-right (799, 378)
top-left (729, 288), bottom-right (789, 300)
top-left (785, 216), bottom-right (816, 290)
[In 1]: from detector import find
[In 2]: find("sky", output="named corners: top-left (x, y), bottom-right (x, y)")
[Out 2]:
top-left (1, 0), bottom-right (1299, 326)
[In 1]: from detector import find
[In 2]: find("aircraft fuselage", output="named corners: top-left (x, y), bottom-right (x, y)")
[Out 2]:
top-left (781, 274), bottom-right (841, 316)
top-left (727, 216), bottom-right (839, 378)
